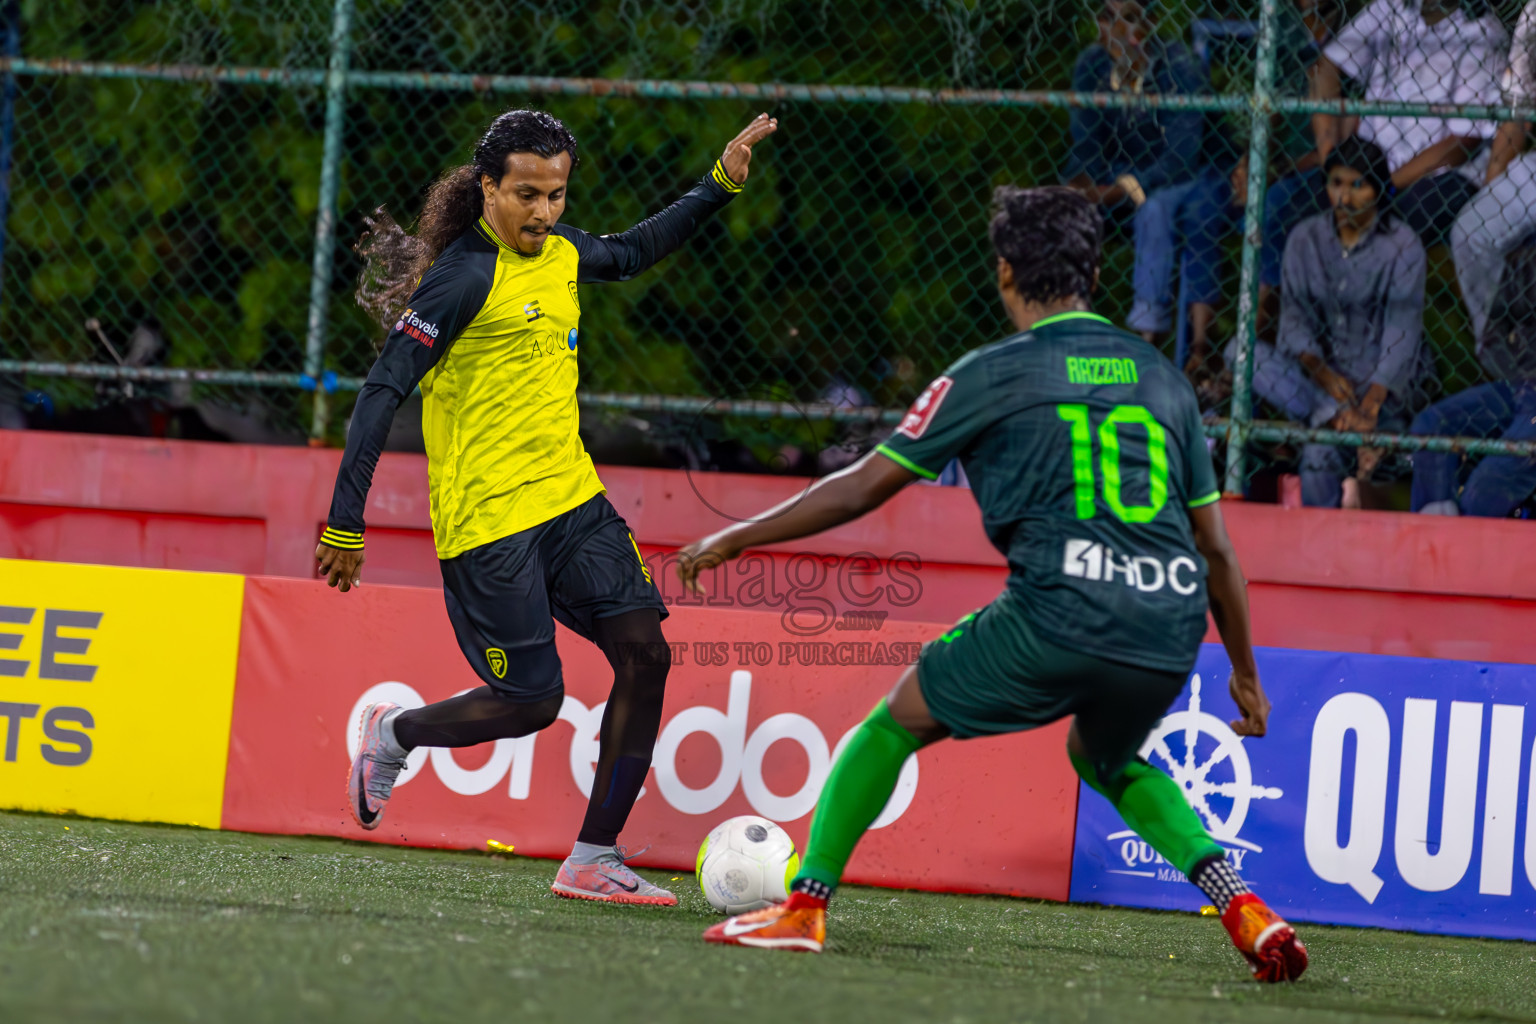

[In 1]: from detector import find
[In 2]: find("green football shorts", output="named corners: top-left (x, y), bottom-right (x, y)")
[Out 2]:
top-left (915, 587), bottom-right (1192, 779)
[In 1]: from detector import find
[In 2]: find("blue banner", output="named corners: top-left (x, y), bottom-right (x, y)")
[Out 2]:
top-left (1069, 646), bottom-right (1536, 941)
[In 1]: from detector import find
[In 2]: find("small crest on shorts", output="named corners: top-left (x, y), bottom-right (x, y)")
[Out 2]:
top-left (486, 647), bottom-right (507, 679)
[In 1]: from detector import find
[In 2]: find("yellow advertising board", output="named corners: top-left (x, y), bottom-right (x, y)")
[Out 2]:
top-left (0, 558), bottom-right (244, 827)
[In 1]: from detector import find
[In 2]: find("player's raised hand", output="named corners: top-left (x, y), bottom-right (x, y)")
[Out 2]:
top-left (719, 113), bottom-right (778, 185)
top-left (674, 533), bottom-right (743, 597)
top-left (316, 542), bottom-right (366, 594)
top-left (1228, 668), bottom-right (1271, 737)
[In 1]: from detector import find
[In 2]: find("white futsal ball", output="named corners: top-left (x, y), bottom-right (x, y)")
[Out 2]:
top-left (696, 815), bottom-right (800, 914)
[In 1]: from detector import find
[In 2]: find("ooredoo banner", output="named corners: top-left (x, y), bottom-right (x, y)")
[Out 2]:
top-left (1070, 646), bottom-right (1536, 941)
top-left (222, 575), bottom-right (1080, 899)
top-left (0, 558), bottom-right (245, 827)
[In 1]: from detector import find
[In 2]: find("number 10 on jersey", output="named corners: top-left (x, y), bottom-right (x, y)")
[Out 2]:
top-left (1056, 404), bottom-right (1168, 523)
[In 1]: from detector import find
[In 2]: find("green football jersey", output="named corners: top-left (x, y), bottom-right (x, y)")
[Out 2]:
top-left (877, 311), bottom-right (1220, 673)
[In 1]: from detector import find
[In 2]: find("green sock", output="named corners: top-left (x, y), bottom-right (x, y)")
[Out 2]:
top-left (1070, 748), bottom-right (1223, 877)
top-left (795, 700), bottom-right (922, 893)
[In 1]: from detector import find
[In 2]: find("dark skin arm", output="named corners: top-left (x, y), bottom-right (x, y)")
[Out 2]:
top-left (675, 451), bottom-right (916, 593)
top-left (677, 452), bottom-right (1272, 737)
top-left (1306, 344), bottom-right (1388, 426)
top-left (1298, 351), bottom-right (1358, 410)
top-left (1335, 382), bottom-right (1389, 432)
top-left (1390, 135), bottom-right (1480, 191)
top-left (1334, 382), bottom-right (1390, 480)
top-left (676, 451), bottom-right (933, 742)
top-left (1310, 54), bottom-right (1355, 162)
top-left (1190, 501), bottom-right (1269, 736)
top-left (317, 544), bottom-right (364, 592)
top-left (1487, 120), bottom-right (1528, 184)
top-left (1065, 172), bottom-right (1129, 207)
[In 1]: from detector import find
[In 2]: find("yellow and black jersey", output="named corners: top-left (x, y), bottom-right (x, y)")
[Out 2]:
top-left (323, 160), bottom-right (743, 560)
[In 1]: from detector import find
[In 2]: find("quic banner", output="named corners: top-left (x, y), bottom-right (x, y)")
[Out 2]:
top-left (1071, 647), bottom-right (1536, 941)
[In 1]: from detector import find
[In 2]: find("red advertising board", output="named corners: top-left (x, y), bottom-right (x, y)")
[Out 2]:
top-left (223, 575), bottom-right (1078, 899)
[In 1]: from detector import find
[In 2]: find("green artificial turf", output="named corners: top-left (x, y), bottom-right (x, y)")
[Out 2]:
top-left (0, 811), bottom-right (1531, 1023)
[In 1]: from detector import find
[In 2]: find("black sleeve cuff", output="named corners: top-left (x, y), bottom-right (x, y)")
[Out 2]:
top-left (320, 527), bottom-right (365, 551)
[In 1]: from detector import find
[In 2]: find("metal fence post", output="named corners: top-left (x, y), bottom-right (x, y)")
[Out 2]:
top-left (0, 1), bottom-right (21, 314)
top-left (1224, 0), bottom-right (1279, 495)
top-left (304, 0), bottom-right (356, 442)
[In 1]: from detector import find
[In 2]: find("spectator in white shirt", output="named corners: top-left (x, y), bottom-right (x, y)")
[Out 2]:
top-left (1452, 0), bottom-right (1536, 353)
top-left (1307, 0), bottom-right (1508, 251)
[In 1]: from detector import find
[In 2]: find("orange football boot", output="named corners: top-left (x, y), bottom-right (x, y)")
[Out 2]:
top-left (1221, 893), bottom-right (1308, 982)
top-left (703, 902), bottom-right (826, 952)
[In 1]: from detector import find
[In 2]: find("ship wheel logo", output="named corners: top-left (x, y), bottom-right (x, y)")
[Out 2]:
top-left (1131, 673), bottom-right (1284, 851)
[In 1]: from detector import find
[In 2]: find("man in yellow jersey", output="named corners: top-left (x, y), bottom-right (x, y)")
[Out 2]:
top-left (316, 109), bottom-right (777, 905)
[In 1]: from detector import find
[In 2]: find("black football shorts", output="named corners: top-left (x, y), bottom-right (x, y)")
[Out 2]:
top-left (439, 493), bottom-right (667, 701)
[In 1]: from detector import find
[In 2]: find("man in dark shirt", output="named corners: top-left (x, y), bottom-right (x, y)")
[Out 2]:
top-left (1064, 2), bottom-right (1207, 212)
top-left (1064, 2), bottom-right (1232, 365)
top-left (1238, 137), bottom-right (1431, 508)
top-left (1411, 247), bottom-right (1536, 517)
top-left (676, 187), bottom-right (1305, 984)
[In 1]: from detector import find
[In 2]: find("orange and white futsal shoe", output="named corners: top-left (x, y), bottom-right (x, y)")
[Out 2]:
top-left (1221, 893), bottom-right (1309, 982)
top-left (702, 902), bottom-right (826, 952)
top-left (550, 848), bottom-right (678, 906)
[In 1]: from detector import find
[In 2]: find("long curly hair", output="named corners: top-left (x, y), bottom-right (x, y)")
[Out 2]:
top-left (354, 109), bottom-right (579, 334)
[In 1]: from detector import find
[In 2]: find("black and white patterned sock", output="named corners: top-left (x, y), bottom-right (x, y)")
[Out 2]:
top-left (791, 877), bottom-right (834, 902)
top-left (1191, 855), bottom-right (1249, 914)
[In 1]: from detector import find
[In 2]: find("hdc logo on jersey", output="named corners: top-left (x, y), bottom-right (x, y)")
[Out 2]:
top-left (1062, 538), bottom-right (1199, 595)
top-left (896, 376), bottom-right (953, 439)
top-left (525, 300), bottom-right (545, 323)
top-left (394, 308), bottom-right (439, 347)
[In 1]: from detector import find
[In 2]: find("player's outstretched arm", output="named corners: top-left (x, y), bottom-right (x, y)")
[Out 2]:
top-left (559, 113), bottom-right (777, 284)
top-left (675, 450), bottom-right (914, 594)
top-left (1190, 501), bottom-right (1270, 737)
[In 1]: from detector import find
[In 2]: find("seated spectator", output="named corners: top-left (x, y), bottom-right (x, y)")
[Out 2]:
top-left (1062, 1), bottom-right (1216, 350)
top-left (1256, 0), bottom-right (1507, 335)
top-left (1131, 143), bottom-right (1240, 371)
top-left (1453, 0), bottom-right (1536, 354)
top-left (1231, 138), bottom-right (1431, 508)
top-left (1192, 0), bottom-right (1335, 367)
top-left (1411, 246), bottom-right (1536, 516)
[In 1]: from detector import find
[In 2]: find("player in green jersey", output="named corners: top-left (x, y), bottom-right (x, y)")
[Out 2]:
top-left (675, 186), bottom-right (1306, 982)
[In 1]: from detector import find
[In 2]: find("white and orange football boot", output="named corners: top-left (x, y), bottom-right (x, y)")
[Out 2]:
top-left (1221, 893), bottom-right (1309, 982)
top-left (703, 898), bottom-right (826, 953)
top-left (550, 847), bottom-right (677, 906)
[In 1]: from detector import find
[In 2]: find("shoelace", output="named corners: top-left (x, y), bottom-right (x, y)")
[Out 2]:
top-left (364, 752), bottom-right (408, 802)
top-left (597, 845), bottom-right (661, 890)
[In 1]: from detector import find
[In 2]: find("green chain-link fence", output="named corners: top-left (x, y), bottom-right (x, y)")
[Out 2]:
top-left (3, 1), bottom-right (1536, 510)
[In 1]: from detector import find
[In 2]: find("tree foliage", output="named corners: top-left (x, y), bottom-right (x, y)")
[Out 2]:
top-left (5, 0), bottom-right (1237, 419)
